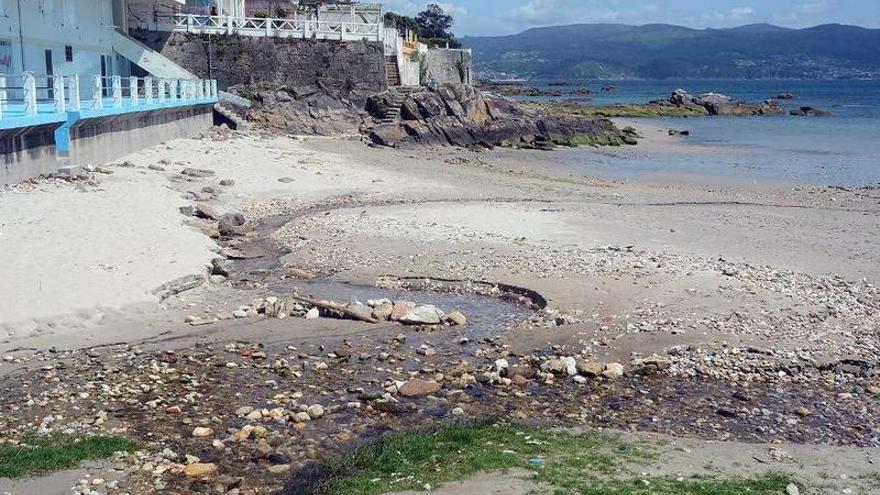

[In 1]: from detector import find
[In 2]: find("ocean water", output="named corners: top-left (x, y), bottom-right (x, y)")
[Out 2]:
top-left (523, 80), bottom-right (880, 186)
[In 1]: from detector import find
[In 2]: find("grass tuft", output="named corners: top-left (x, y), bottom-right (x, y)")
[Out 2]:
top-left (291, 423), bottom-right (795, 495)
top-left (0, 435), bottom-right (137, 479)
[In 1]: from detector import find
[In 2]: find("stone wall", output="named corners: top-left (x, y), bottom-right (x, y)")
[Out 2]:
top-left (423, 49), bottom-right (473, 86)
top-left (130, 31), bottom-right (387, 95)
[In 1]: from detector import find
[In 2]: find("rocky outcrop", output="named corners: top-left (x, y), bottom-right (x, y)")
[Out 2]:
top-left (230, 83), bottom-right (366, 135)
top-left (657, 89), bottom-right (785, 116)
top-left (366, 84), bottom-right (632, 149)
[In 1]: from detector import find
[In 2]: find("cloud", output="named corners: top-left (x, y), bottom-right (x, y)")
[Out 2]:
top-left (383, 1), bottom-right (468, 16)
top-left (728, 7), bottom-right (756, 21)
top-left (507, 0), bottom-right (662, 27)
top-left (795, 1), bottom-right (832, 15)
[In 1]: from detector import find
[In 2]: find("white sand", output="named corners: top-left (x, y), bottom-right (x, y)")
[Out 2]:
top-left (0, 162), bottom-right (217, 341)
top-left (0, 133), bottom-right (452, 344)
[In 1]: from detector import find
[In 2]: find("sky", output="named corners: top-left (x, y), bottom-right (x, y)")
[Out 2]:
top-left (381, 0), bottom-right (880, 37)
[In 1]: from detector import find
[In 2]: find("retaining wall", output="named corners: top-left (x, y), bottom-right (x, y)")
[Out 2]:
top-left (1, 105), bottom-right (214, 185)
top-left (130, 31), bottom-right (388, 94)
top-left (424, 49), bottom-right (473, 86)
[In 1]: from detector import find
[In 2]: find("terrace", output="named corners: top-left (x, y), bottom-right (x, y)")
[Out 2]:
top-left (0, 72), bottom-right (218, 132)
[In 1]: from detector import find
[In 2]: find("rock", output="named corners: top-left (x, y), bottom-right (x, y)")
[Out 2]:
top-left (790, 106), bottom-right (832, 117)
top-left (152, 274), bottom-right (206, 301)
top-left (576, 360), bottom-right (604, 377)
top-left (400, 305), bottom-right (445, 325)
top-left (775, 92), bottom-right (796, 100)
top-left (293, 411), bottom-right (312, 423)
top-left (794, 406), bottom-right (811, 417)
top-left (417, 346), bottom-right (437, 357)
top-left (603, 363), bottom-right (625, 379)
top-left (183, 463), bottom-right (218, 478)
top-left (263, 297), bottom-right (287, 319)
top-left (306, 404), bottom-right (325, 419)
top-left (346, 304), bottom-right (375, 322)
top-left (235, 406), bottom-right (254, 417)
top-left (192, 427), bottom-right (214, 437)
top-left (219, 179), bottom-right (236, 186)
top-left (494, 359), bottom-right (510, 375)
top-left (278, 177), bottom-right (296, 183)
top-left (542, 357), bottom-right (577, 376)
top-left (181, 168), bottom-right (216, 178)
top-left (786, 483), bottom-right (801, 495)
top-left (398, 379), bottom-right (441, 397)
top-left (631, 356), bottom-right (672, 375)
top-left (445, 311), bottom-right (467, 326)
top-left (193, 204), bottom-right (220, 220)
top-left (286, 268), bottom-right (315, 280)
top-left (390, 301), bottom-right (416, 322)
top-left (305, 307), bottom-right (320, 320)
top-left (210, 258), bottom-right (230, 277)
top-left (218, 213), bottom-right (248, 236)
top-left (372, 302), bottom-right (394, 321)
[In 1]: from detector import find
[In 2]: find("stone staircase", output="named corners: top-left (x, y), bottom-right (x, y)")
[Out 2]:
top-left (385, 56), bottom-right (401, 87)
top-left (381, 86), bottom-right (417, 123)
top-left (213, 91), bottom-right (252, 131)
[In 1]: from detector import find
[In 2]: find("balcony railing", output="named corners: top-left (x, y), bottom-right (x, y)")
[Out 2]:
top-left (129, 4), bottom-right (383, 42)
top-left (0, 72), bottom-right (218, 128)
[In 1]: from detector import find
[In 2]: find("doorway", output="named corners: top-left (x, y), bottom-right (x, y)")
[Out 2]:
top-left (44, 49), bottom-right (53, 99)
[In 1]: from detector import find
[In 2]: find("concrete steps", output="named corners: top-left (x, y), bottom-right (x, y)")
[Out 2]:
top-left (112, 30), bottom-right (197, 79)
top-left (213, 103), bottom-right (250, 131)
top-left (385, 56), bottom-right (401, 87)
top-left (380, 86), bottom-right (418, 123)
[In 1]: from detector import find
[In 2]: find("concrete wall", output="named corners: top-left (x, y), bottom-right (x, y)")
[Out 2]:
top-left (0, 0), bottom-right (119, 76)
top-left (130, 30), bottom-right (387, 94)
top-left (1, 123), bottom-right (61, 184)
top-left (423, 48), bottom-right (473, 86)
top-left (66, 104), bottom-right (213, 167)
top-left (1, 104), bottom-right (213, 184)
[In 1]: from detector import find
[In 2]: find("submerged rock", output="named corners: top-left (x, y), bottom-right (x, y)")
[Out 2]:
top-left (790, 106), bottom-right (832, 117)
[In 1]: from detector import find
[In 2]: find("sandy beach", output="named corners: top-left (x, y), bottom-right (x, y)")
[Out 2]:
top-left (1, 122), bottom-right (879, 494)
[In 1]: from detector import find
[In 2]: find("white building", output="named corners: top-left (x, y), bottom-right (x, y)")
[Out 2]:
top-left (0, 0), bottom-right (244, 78)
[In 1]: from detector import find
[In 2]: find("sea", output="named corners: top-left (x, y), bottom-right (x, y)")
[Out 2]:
top-left (519, 80), bottom-right (880, 186)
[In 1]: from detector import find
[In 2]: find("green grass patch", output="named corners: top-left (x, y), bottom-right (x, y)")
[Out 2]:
top-left (554, 104), bottom-right (709, 118)
top-left (0, 435), bottom-right (137, 478)
top-left (300, 423), bottom-right (795, 495)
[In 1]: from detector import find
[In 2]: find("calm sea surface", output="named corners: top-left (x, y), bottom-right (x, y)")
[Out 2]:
top-left (523, 80), bottom-right (880, 186)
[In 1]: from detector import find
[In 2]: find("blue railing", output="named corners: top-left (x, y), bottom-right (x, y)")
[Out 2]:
top-left (0, 72), bottom-right (218, 130)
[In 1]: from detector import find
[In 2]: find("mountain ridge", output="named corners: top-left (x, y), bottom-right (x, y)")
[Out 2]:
top-left (461, 23), bottom-right (880, 80)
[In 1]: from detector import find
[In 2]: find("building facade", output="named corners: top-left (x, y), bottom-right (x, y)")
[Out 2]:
top-left (0, 0), bottom-right (124, 77)
top-left (0, 0), bottom-right (244, 78)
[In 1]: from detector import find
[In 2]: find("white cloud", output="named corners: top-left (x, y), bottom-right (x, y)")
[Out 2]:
top-left (795, 2), bottom-right (832, 15)
top-left (729, 7), bottom-right (756, 21)
top-left (507, 0), bottom-right (662, 27)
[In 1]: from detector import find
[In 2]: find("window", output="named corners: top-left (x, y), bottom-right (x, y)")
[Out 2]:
top-left (65, 46), bottom-right (73, 62)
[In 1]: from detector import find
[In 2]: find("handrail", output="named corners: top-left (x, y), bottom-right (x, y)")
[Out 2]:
top-left (128, 9), bottom-right (384, 41)
top-left (0, 73), bottom-right (219, 121)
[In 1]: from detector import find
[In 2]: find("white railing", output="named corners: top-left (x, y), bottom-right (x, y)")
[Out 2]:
top-left (0, 72), bottom-right (218, 122)
top-left (129, 9), bottom-right (384, 41)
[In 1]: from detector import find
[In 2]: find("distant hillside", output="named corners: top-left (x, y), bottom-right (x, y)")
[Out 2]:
top-left (461, 23), bottom-right (880, 80)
